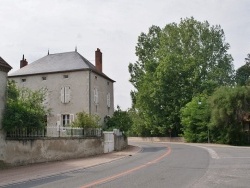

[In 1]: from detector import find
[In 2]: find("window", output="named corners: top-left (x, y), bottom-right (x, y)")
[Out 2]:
top-left (107, 82), bottom-right (109, 85)
top-left (43, 92), bottom-right (49, 106)
top-left (21, 78), bottom-right (26, 82)
top-left (94, 88), bottom-right (98, 104)
top-left (95, 76), bottom-right (97, 80)
top-left (61, 86), bottom-right (71, 103)
top-left (57, 114), bottom-right (74, 130)
top-left (107, 93), bottom-right (111, 108)
top-left (42, 76), bottom-right (47, 80)
top-left (62, 114), bottom-right (70, 127)
top-left (63, 75), bottom-right (69, 79)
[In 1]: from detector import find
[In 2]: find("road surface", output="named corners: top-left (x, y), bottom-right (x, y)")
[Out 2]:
top-left (2, 142), bottom-right (250, 188)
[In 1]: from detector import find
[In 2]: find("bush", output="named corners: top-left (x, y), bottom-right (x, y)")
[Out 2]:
top-left (2, 80), bottom-right (49, 131)
top-left (71, 111), bottom-right (100, 128)
top-left (105, 106), bottom-right (132, 133)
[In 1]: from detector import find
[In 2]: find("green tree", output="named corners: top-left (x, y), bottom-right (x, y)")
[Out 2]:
top-left (71, 111), bottom-right (100, 128)
top-left (209, 86), bottom-right (250, 145)
top-left (127, 108), bottom-right (149, 136)
top-left (181, 94), bottom-right (211, 142)
top-left (2, 80), bottom-right (49, 131)
top-left (129, 17), bottom-right (234, 136)
top-left (105, 106), bottom-right (132, 133)
top-left (236, 54), bottom-right (250, 86)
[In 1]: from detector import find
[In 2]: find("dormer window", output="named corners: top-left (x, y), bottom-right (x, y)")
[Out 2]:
top-left (63, 75), bottom-right (69, 79)
top-left (21, 78), bottom-right (26, 82)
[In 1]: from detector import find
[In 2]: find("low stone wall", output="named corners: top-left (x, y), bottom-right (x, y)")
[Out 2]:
top-left (128, 137), bottom-right (184, 143)
top-left (114, 135), bottom-right (128, 151)
top-left (1, 137), bottom-right (104, 166)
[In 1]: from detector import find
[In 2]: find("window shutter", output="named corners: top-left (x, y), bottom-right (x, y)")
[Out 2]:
top-left (96, 89), bottom-right (99, 104)
top-left (43, 92), bottom-right (49, 106)
top-left (70, 114), bottom-right (74, 124)
top-left (61, 87), bottom-right (65, 103)
top-left (57, 114), bottom-right (61, 131)
top-left (65, 86), bottom-right (71, 103)
top-left (94, 88), bottom-right (98, 104)
top-left (107, 93), bottom-right (110, 107)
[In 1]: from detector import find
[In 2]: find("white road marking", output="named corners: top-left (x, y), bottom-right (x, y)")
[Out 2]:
top-left (192, 145), bottom-right (220, 159)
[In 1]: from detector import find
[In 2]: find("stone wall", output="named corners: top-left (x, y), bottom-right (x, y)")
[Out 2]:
top-left (2, 137), bottom-right (104, 166)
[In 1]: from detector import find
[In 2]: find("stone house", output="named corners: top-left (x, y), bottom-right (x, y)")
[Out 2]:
top-left (8, 48), bottom-right (115, 132)
top-left (0, 57), bottom-right (12, 159)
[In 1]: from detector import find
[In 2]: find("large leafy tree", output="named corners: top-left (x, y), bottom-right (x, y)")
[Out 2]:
top-left (129, 17), bottom-right (234, 136)
top-left (236, 54), bottom-right (250, 86)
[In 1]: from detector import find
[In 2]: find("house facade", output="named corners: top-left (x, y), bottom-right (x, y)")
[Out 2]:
top-left (8, 48), bottom-right (115, 131)
top-left (0, 57), bottom-right (12, 159)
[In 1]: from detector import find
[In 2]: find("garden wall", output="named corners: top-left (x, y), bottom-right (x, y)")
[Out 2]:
top-left (1, 137), bottom-right (104, 166)
top-left (114, 135), bottom-right (128, 151)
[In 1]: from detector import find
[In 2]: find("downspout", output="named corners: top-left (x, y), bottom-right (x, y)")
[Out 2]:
top-left (89, 70), bottom-right (92, 115)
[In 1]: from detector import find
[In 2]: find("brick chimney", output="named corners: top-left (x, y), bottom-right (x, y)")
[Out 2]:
top-left (95, 48), bottom-right (102, 72)
top-left (20, 55), bottom-right (28, 68)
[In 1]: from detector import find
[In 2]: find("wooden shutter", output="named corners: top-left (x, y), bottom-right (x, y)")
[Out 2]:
top-left (94, 88), bottom-right (97, 104)
top-left (65, 86), bottom-right (71, 103)
top-left (57, 114), bottom-right (61, 131)
top-left (60, 87), bottom-right (65, 103)
top-left (70, 114), bottom-right (74, 124)
top-left (107, 93), bottom-right (110, 107)
top-left (96, 89), bottom-right (98, 104)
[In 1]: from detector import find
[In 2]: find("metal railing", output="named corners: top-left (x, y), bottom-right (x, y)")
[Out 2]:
top-left (6, 126), bottom-right (102, 138)
top-left (6, 127), bottom-right (47, 138)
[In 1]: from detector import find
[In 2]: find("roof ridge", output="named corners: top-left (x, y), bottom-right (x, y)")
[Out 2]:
top-left (47, 51), bottom-right (76, 56)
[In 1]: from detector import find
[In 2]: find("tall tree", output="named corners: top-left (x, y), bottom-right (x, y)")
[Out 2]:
top-left (129, 17), bottom-right (234, 136)
top-left (236, 54), bottom-right (250, 86)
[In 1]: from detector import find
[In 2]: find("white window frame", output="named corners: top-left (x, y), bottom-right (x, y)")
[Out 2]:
top-left (57, 114), bottom-right (74, 131)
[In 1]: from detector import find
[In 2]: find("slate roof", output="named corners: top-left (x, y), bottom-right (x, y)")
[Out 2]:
top-left (0, 56), bottom-right (12, 72)
top-left (8, 51), bottom-right (114, 82)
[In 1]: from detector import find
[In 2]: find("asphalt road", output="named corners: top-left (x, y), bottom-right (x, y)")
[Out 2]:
top-left (2, 142), bottom-right (250, 188)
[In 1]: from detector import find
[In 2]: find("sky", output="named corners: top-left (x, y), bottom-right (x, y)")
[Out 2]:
top-left (1, 0), bottom-right (250, 110)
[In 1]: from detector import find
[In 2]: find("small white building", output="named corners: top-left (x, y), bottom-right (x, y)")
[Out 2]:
top-left (8, 48), bottom-right (115, 131)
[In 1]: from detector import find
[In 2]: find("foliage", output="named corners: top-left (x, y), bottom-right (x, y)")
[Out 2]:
top-left (128, 17), bottom-right (234, 136)
top-left (71, 111), bottom-right (100, 128)
top-left (127, 108), bottom-right (150, 136)
top-left (181, 94), bottom-right (211, 142)
top-left (105, 106), bottom-right (132, 133)
top-left (2, 80), bottom-right (49, 131)
top-left (209, 86), bottom-right (250, 145)
top-left (236, 54), bottom-right (250, 86)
